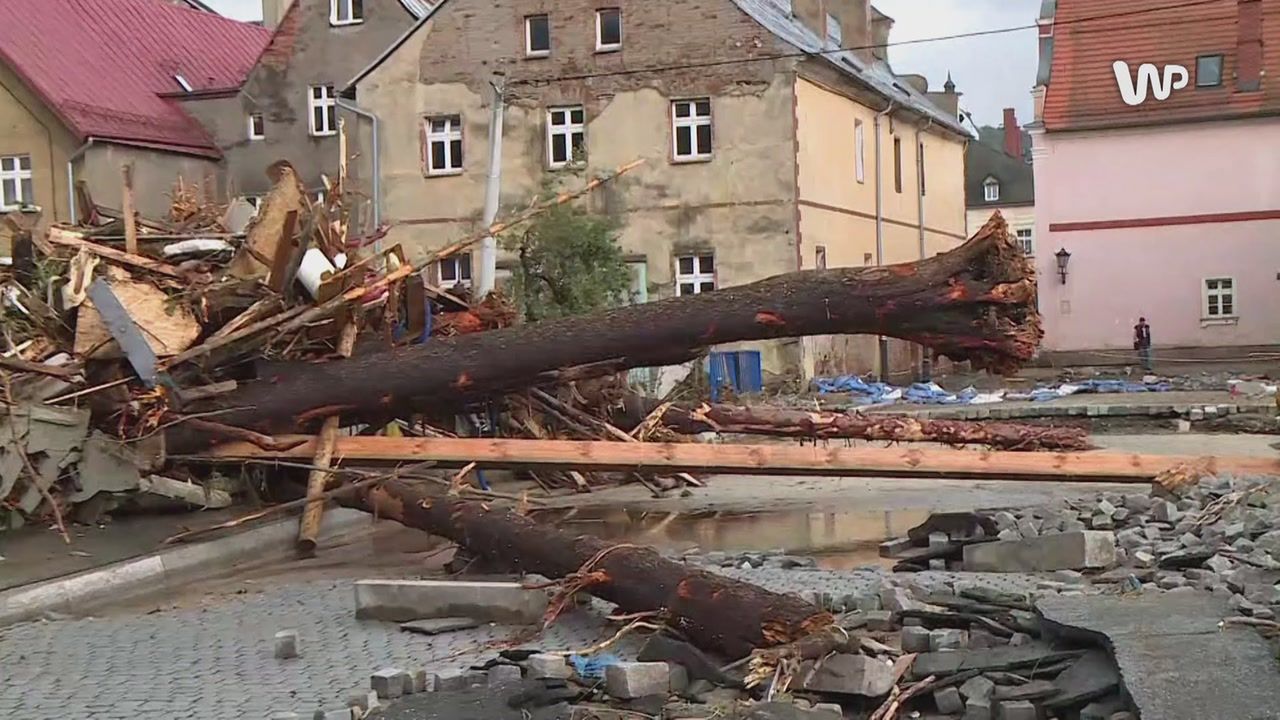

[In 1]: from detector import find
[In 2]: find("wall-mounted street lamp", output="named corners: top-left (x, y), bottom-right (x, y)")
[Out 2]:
top-left (1055, 248), bottom-right (1072, 284)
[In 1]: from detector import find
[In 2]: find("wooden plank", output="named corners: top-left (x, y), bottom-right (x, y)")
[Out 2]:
top-left (47, 227), bottom-right (183, 279)
top-left (296, 314), bottom-right (358, 556)
top-left (74, 275), bottom-right (200, 359)
top-left (193, 437), bottom-right (1280, 482)
top-left (265, 210), bottom-right (299, 292)
top-left (121, 164), bottom-right (138, 255)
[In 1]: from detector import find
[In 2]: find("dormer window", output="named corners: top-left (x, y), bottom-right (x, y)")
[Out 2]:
top-left (983, 177), bottom-right (1000, 202)
top-left (331, 0), bottom-right (363, 26)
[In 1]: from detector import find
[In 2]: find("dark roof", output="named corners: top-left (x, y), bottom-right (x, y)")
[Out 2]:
top-left (0, 0), bottom-right (270, 156)
top-left (1043, 0), bottom-right (1277, 131)
top-left (965, 127), bottom-right (1035, 208)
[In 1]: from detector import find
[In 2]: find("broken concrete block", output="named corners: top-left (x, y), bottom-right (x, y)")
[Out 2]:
top-left (527, 653), bottom-right (571, 680)
top-left (606, 662), bottom-right (670, 699)
top-left (929, 531), bottom-right (950, 550)
top-left (488, 664), bottom-right (523, 687)
top-left (354, 579), bottom-right (547, 623)
top-left (879, 537), bottom-right (913, 557)
top-left (901, 625), bottom-right (931, 653)
top-left (371, 668), bottom-right (409, 699)
top-left (935, 686), bottom-right (964, 713)
top-left (274, 630), bottom-right (299, 659)
top-left (963, 531), bottom-right (1117, 572)
top-left (399, 617), bottom-right (482, 635)
top-left (929, 628), bottom-right (968, 651)
top-left (1175, 419), bottom-right (1192, 432)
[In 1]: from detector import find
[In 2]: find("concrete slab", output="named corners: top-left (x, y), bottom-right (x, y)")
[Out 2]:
top-left (1038, 593), bottom-right (1280, 720)
top-left (354, 579), bottom-right (549, 624)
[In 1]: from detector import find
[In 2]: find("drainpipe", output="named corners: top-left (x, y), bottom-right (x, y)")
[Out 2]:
top-left (915, 118), bottom-right (933, 382)
top-left (66, 138), bottom-right (95, 224)
top-left (873, 102), bottom-right (895, 382)
top-left (336, 97), bottom-right (381, 250)
top-left (476, 72), bottom-right (506, 298)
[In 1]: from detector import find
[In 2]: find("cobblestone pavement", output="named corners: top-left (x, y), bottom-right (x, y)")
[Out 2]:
top-left (0, 568), bottom-right (1043, 719)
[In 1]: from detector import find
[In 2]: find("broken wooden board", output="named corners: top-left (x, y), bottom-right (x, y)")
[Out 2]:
top-left (229, 161), bottom-right (305, 278)
top-left (46, 227), bottom-right (183, 279)
top-left (74, 275), bottom-right (200, 359)
top-left (193, 436), bottom-right (1280, 481)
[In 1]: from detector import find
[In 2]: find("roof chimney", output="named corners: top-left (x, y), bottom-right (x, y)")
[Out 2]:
top-left (1003, 108), bottom-right (1022, 158)
top-left (1237, 0), bottom-right (1263, 91)
top-left (261, 0), bottom-right (291, 29)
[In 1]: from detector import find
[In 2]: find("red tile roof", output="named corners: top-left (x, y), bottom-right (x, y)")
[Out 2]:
top-left (0, 0), bottom-right (271, 157)
top-left (1043, 0), bottom-right (1278, 131)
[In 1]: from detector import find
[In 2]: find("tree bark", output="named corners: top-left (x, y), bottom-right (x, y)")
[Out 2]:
top-left (339, 479), bottom-right (832, 658)
top-left (655, 402), bottom-right (1091, 451)
top-left (175, 214), bottom-right (1037, 445)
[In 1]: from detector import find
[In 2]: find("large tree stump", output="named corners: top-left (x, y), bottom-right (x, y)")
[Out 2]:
top-left (341, 479), bottom-right (832, 658)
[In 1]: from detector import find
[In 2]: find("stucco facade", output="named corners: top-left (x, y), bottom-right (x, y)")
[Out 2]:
top-left (967, 204), bottom-right (1035, 251)
top-left (350, 0), bottom-right (969, 380)
top-left (1032, 117), bottom-right (1280, 355)
top-left (190, 0), bottom-right (421, 204)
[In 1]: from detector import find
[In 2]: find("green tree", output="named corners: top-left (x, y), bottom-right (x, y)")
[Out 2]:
top-left (502, 201), bottom-right (630, 322)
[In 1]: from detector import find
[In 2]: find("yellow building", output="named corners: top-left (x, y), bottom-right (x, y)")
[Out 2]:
top-left (346, 0), bottom-right (971, 383)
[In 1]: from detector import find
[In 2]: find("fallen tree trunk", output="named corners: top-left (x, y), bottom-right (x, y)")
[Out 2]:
top-left (657, 402), bottom-right (1092, 451)
top-left (339, 480), bottom-right (832, 658)
top-left (193, 436), bottom-right (1280, 481)
top-left (172, 214), bottom-right (1038, 446)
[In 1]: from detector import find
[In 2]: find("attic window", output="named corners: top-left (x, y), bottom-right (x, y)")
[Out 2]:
top-left (331, 0), bottom-right (363, 26)
top-left (984, 177), bottom-right (1000, 202)
top-left (173, 74), bottom-right (194, 93)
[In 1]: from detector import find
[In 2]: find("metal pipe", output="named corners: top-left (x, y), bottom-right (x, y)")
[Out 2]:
top-left (915, 117), bottom-right (934, 382)
top-left (336, 97), bottom-right (381, 246)
top-left (873, 103), bottom-right (895, 381)
top-left (66, 138), bottom-right (95, 224)
top-left (476, 73), bottom-right (506, 297)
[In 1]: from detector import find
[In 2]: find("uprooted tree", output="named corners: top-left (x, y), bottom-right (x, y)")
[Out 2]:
top-left (170, 215), bottom-right (1039, 449)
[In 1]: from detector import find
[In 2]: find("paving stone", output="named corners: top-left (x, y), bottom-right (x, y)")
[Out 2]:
top-left (605, 662), bottom-right (670, 699)
top-left (313, 708), bottom-right (355, 720)
top-left (959, 675), bottom-right (995, 700)
top-left (488, 664), bottom-right (523, 687)
top-left (801, 653), bottom-right (895, 697)
top-left (526, 654), bottom-right (571, 680)
top-left (865, 610), bottom-right (894, 631)
top-left (1151, 501), bottom-right (1180, 523)
top-left (1015, 518), bottom-right (1040, 538)
top-left (996, 700), bottom-right (1038, 720)
top-left (372, 668), bottom-right (410, 699)
top-left (901, 626), bottom-right (931, 653)
top-left (963, 694), bottom-right (993, 720)
top-left (935, 686), bottom-right (964, 714)
top-left (964, 531), bottom-right (1116, 572)
top-left (409, 669), bottom-right (431, 693)
top-left (354, 579), bottom-right (548, 624)
top-left (274, 630), bottom-right (299, 659)
top-left (929, 629), bottom-right (968, 651)
top-left (399, 617), bottom-right (483, 635)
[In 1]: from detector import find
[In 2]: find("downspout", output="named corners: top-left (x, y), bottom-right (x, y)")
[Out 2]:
top-left (915, 118), bottom-right (934, 381)
top-left (336, 97), bottom-right (381, 250)
top-left (873, 102), bottom-right (895, 381)
top-left (66, 138), bottom-right (95, 225)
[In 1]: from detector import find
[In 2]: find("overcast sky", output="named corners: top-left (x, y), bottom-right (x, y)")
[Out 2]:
top-left (204, 0), bottom-right (1039, 127)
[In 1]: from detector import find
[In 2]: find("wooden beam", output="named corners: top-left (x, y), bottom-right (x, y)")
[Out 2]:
top-left (121, 164), bottom-right (138, 255)
top-left (296, 313), bottom-right (358, 556)
top-left (47, 227), bottom-right (183, 279)
top-left (191, 436), bottom-right (1280, 482)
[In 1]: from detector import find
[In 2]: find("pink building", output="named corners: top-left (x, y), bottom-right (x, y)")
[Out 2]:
top-left (1030, 0), bottom-right (1280, 361)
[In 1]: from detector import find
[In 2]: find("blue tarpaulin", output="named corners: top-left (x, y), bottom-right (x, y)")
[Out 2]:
top-left (813, 375), bottom-right (1173, 406)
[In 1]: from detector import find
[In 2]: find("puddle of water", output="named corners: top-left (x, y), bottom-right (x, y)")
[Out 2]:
top-left (540, 506), bottom-right (931, 570)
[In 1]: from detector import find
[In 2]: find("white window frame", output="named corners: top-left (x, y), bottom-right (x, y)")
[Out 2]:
top-left (438, 253), bottom-right (473, 289)
top-left (525, 14), bottom-right (550, 57)
top-left (671, 99), bottom-right (712, 162)
top-left (1203, 277), bottom-right (1236, 318)
top-left (547, 106), bottom-right (586, 168)
top-left (330, 0), bottom-right (363, 26)
top-left (983, 178), bottom-right (1000, 202)
top-left (425, 115), bottom-right (463, 176)
top-left (247, 113), bottom-right (265, 140)
top-left (595, 8), bottom-right (622, 52)
top-left (0, 154), bottom-right (33, 210)
top-left (675, 254), bottom-right (716, 296)
top-left (854, 120), bottom-right (865, 183)
top-left (309, 85), bottom-right (337, 137)
top-left (1015, 228), bottom-right (1034, 256)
